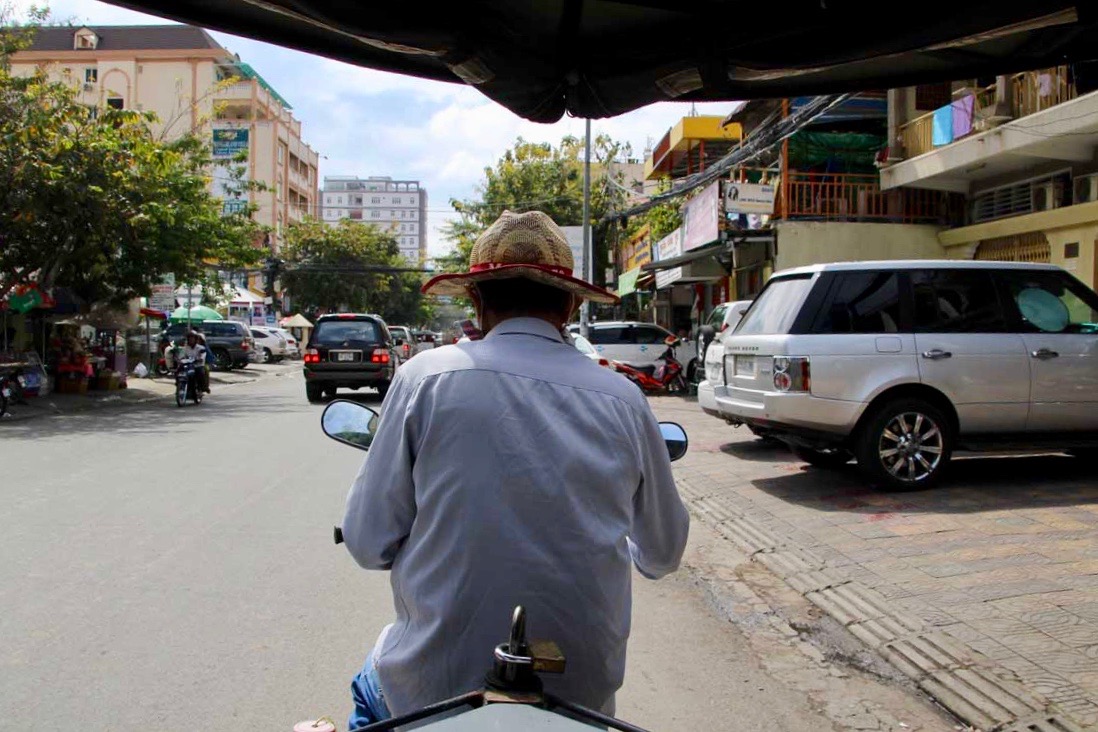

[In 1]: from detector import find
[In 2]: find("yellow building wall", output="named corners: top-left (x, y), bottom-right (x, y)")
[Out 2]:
top-left (938, 204), bottom-right (1098, 289)
top-left (774, 221), bottom-right (947, 272)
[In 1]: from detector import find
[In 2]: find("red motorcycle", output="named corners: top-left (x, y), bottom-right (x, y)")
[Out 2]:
top-left (611, 336), bottom-right (688, 395)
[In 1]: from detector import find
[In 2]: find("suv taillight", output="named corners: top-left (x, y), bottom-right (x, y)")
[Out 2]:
top-left (304, 348), bottom-right (320, 364)
top-left (773, 357), bottom-right (810, 393)
top-left (371, 349), bottom-right (390, 364)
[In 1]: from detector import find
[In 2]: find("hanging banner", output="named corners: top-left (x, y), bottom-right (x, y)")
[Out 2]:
top-left (654, 229), bottom-right (683, 289)
top-left (682, 181), bottom-right (721, 251)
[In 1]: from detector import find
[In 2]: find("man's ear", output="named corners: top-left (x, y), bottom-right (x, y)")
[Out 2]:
top-left (468, 285), bottom-right (484, 324)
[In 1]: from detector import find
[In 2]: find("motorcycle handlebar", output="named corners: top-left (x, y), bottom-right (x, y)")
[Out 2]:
top-left (334, 526), bottom-right (344, 544)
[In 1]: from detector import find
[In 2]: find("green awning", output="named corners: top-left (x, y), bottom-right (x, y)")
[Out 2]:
top-left (616, 267), bottom-right (641, 297)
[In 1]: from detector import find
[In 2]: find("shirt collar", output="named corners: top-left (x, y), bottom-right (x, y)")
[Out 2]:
top-left (485, 317), bottom-right (565, 343)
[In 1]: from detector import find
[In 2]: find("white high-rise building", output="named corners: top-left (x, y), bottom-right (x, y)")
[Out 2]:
top-left (321, 176), bottom-right (427, 264)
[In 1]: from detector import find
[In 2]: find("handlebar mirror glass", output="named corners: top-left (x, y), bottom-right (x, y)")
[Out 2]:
top-left (322, 400), bottom-right (380, 451)
top-left (658, 421), bottom-right (688, 462)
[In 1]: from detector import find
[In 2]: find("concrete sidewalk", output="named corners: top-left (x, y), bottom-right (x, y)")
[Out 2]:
top-left (652, 395), bottom-right (1097, 732)
top-left (1, 362), bottom-right (295, 422)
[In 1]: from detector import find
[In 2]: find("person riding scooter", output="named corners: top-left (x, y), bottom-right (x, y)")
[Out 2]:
top-left (180, 332), bottom-right (210, 394)
top-left (339, 210), bottom-right (690, 728)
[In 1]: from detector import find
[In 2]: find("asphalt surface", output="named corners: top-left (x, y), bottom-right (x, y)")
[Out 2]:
top-left (2, 369), bottom-right (931, 731)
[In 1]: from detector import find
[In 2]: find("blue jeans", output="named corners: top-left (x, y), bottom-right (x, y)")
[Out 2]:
top-left (348, 649), bottom-right (391, 731)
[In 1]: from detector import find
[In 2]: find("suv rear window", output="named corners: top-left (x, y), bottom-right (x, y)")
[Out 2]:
top-left (735, 275), bottom-right (815, 335)
top-left (314, 320), bottom-right (381, 345)
top-left (205, 322), bottom-right (243, 337)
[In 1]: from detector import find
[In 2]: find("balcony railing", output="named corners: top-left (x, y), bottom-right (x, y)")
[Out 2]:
top-left (899, 68), bottom-right (1076, 158)
top-left (778, 172), bottom-right (962, 225)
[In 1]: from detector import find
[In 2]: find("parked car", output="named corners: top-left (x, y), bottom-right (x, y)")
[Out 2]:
top-left (389, 326), bottom-right (415, 362)
top-left (250, 326), bottom-right (289, 363)
top-left (164, 320), bottom-right (254, 370)
top-left (571, 333), bottom-right (613, 369)
top-left (265, 327), bottom-right (300, 358)
top-left (696, 300), bottom-right (753, 420)
top-left (413, 329), bottom-right (439, 354)
top-left (567, 321), bottom-right (677, 368)
top-left (303, 313), bottom-right (400, 402)
top-left (715, 260), bottom-right (1098, 490)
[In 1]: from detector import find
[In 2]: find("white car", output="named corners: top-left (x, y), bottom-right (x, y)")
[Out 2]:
top-left (250, 326), bottom-right (289, 363)
top-left (716, 261), bottom-right (1098, 490)
top-left (697, 301), bottom-right (753, 420)
top-left (265, 327), bottom-right (300, 358)
top-left (572, 333), bottom-right (613, 368)
top-left (567, 321), bottom-right (677, 368)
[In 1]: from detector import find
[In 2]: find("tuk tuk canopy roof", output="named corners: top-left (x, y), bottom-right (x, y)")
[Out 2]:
top-left (104, 2), bottom-right (1096, 123)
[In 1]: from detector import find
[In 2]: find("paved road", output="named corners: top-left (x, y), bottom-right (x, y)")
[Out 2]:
top-left (655, 395), bottom-right (1098, 730)
top-left (2, 369), bottom-right (947, 731)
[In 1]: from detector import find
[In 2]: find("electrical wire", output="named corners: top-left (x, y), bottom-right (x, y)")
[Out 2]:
top-left (602, 94), bottom-right (852, 222)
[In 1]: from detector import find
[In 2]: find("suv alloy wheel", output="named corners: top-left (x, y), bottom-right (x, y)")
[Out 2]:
top-left (854, 397), bottom-right (952, 491)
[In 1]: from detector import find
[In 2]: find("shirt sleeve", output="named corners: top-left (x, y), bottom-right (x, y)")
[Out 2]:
top-left (628, 405), bottom-right (690, 580)
top-left (341, 369), bottom-right (418, 570)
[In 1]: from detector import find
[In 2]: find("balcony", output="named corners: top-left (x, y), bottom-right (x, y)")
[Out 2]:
top-left (900, 69), bottom-right (1076, 160)
top-left (778, 173), bottom-right (962, 225)
top-left (882, 77), bottom-right (1098, 193)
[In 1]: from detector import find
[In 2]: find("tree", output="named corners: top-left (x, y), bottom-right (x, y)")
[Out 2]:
top-left (0, 10), bottom-right (264, 306)
top-left (440, 135), bottom-right (634, 287)
top-left (281, 219), bottom-right (425, 325)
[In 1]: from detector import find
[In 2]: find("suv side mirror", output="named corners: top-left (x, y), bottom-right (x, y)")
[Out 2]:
top-left (322, 400), bottom-right (379, 450)
top-left (659, 422), bottom-right (688, 461)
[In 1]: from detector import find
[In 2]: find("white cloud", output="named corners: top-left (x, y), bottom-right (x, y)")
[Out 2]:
top-left (15, 0), bottom-right (741, 257)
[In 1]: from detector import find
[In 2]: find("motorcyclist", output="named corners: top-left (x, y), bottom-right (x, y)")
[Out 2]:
top-left (180, 332), bottom-right (210, 394)
top-left (340, 210), bottom-right (689, 728)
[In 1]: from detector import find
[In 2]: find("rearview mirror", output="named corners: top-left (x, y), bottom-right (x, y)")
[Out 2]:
top-left (322, 400), bottom-right (380, 450)
top-left (659, 422), bottom-right (688, 462)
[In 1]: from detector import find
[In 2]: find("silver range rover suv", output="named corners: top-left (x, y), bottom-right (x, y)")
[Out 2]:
top-left (716, 261), bottom-right (1098, 490)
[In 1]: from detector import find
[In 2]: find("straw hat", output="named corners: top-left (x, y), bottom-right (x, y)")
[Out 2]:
top-left (422, 211), bottom-right (619, 304)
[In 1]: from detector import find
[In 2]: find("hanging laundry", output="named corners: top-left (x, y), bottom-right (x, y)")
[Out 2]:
top-left (952, 95), bottom-right (975, 138)
top-left (932, 104), bottom-right (953, 146)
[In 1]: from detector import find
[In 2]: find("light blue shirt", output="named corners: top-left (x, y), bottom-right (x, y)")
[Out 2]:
top-left (342, 317), bottom-right (690, 715)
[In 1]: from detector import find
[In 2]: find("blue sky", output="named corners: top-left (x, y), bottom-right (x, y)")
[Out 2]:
top-left (15, 0), bottom-right (738, 257)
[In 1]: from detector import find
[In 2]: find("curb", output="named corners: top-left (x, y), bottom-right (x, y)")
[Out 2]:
top-left (677, 472), bottom-right (1088, 732)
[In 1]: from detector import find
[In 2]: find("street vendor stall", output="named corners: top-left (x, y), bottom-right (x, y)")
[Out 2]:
top-left (280, 313), bottom-right (313, 348)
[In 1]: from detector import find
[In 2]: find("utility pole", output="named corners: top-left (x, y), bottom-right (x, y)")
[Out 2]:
top-left (579, 118), bottom-right (592, 338)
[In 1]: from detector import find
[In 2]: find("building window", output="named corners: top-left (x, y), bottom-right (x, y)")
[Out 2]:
top-left (106, 97), bottom-right (124, 110)
top-left (338, 197), bottom-right (343, 204)
top-left (84, 68), bottom-right (97, 83)
top-left (393, 197), bottom-right (402, 204)
top-left (371, 197), bottom-right (380, 204)
top-left (277, 146), bottom-right (284, 163)
top-left (371, 211), bottom-right (380, 218)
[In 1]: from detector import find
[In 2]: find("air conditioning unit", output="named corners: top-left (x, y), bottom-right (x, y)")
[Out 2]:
top-left (1032, 182), bottom-right (1056, 212)
top-left (1074, 174), bottom-right (1098, 204)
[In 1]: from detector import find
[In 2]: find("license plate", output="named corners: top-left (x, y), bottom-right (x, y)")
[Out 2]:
top-left (734, 355), bottom-right (756, 377)
top-left (337, 352), bottom-right (355, 362)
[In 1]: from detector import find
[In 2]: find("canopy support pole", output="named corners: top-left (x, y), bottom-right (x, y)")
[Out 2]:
top-left (579, 118), bottom-right (592, 338)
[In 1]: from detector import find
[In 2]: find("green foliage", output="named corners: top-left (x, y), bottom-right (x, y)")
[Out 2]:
top-left (441, 135), bottom-right (635, 287)
top-left (0, 9), bottom-right (264, 306)
top-left (281, 219), bottom-right (425, 325)
top-left (628, 178), bottom-right (682, 242)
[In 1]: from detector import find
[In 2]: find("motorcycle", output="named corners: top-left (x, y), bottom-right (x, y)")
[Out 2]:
top-left (0, 368), bottom-right (26, 417)
top-left (316, 399), bottom-right (689, 732)
top-left (174, 358), bottom-right (203, 407)
top-left (611, 336), bottom-right (688, 395)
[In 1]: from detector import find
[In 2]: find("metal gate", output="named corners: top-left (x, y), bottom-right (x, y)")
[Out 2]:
top-left (974, 231), bottom-right (1051, 263)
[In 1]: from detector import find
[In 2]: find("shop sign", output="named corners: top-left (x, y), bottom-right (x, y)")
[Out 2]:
top-left (682, 181), bottom-right (721, 252)
top-left (655, 229), bottom-right (683, 289)
top-left (149, 275), bottom-right (176, 312)
top-left (724, 182), bottom-right (775, 215)
top-left (212, 128), bottom-right (249, 158)
top-left (620, 224), bottom-right (652, 271)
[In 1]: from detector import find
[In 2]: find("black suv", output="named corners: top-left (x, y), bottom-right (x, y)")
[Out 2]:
top-left (163, 320), bottom-right (255, 370)
top-left (303, 314), bottom-right (400, 402)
